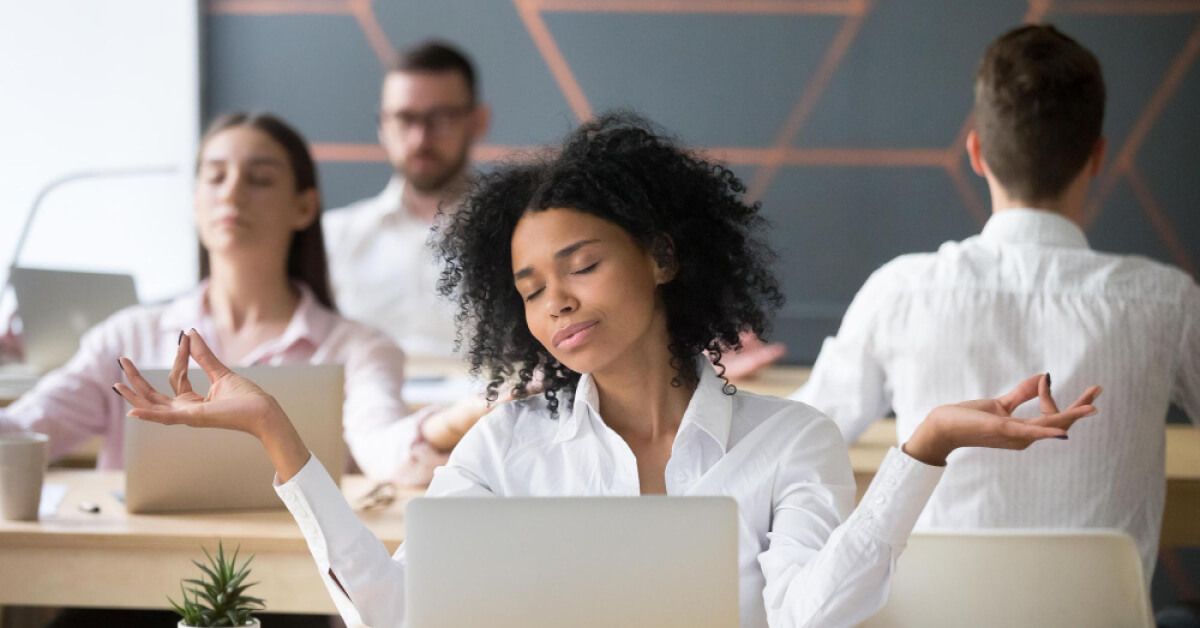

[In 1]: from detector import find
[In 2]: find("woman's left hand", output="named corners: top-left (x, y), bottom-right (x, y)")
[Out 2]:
top-left (903, 373), bottom-right (1101, 466)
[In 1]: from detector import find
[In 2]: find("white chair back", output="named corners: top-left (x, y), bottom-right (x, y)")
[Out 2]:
top-left (861, 529), bottom-right (1153, 628)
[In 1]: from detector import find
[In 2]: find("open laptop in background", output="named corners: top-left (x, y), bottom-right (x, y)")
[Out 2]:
top-left (10, 266), bottom-right (139, 373)
top-left (405, 496), bottom-right (739, 628)
top-left (124, 364), bottom-right (345, 514)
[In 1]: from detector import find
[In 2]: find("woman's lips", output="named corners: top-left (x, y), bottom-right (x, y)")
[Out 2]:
top-left (552, 320), bottom-right (599, 349)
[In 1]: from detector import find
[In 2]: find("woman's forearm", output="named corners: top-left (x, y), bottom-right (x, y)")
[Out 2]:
top-left (257, 404), bottom-right (312, 482)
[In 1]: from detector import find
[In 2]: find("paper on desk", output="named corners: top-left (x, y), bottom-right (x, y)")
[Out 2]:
top-left (39, 483), bottom-right (67, 518)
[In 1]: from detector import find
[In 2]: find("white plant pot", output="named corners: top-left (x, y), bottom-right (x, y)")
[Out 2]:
top-left (178, 619), bottom-right (260, 628)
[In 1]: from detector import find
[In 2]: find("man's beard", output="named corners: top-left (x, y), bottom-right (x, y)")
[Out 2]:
top-left (404, 147), bottom-right (470, 193)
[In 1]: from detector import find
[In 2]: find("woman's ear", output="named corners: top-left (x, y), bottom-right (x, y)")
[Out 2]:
top-left (293, 188), bottom-right (320, 230)
top-left (651, 235), bottom-right (678, 285)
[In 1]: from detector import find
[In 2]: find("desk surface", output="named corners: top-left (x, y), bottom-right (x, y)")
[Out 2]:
top-left (0, 473), bottom-right (415, 613)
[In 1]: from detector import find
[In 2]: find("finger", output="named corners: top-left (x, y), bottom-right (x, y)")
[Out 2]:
top-left (997, 373), bottom-right (1042, 412)
top-left (186, 329), bottom-right (232, 385)
top-left (128, 406), bottom-right (192, 426)
top-left (113, 382), bottom-right (155, 410)
top-left (170, 332), bottom-right (194, 396)
top-left (737, 330), bottom-right (764, 350)
top-left (995, 420), bottom-right (1069, 447)
top-left (1030, 404), bottom-right (1097, 431)
top-left (1038, 373), bottom-right (1059, 415)
top-left (118, 357), bottom-right (172, 405)
top-left (1068, 385), bottom-right (1102, 409)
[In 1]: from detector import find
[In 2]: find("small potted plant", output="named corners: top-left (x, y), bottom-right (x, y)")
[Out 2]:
top-left (170, 541), bottom-right (265, 627)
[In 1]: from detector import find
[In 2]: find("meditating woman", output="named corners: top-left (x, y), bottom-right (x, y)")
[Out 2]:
top-left (115, 113), bottom-right (1099, 627)
top-left (2, 112), bottom-right (484, 483)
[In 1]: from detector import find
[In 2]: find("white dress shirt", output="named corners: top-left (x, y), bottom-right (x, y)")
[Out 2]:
top-left (0, 281), bottom-right (430, 480)
top-left (276, 359), bottom-right (944, 627)
top-left (794, 208), bottom-right (1200, 581)
top-left (323, 178), bottom-right (460, 358)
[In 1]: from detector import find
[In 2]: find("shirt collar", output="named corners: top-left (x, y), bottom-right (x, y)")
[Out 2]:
top-left (553, 357), bottom-right (733, 453)
top-left (158, 280), bottom-right (334, 362)
top-left (979, 208), bottom-right (1089, 250)
top-left (366, 176), bottom-right (407, 221)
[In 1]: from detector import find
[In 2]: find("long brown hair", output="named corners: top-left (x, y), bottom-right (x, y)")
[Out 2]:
top-left (196, 112), bottom-right (336, 311)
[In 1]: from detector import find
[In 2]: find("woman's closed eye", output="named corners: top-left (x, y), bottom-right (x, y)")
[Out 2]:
top-left (523, 287), bottom-right (544, 302)
top-left (571, 261), bottom-right (599, 275)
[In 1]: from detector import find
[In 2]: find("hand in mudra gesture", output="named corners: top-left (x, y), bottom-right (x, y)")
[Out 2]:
top-left (904, 373), bottom-right (1102, 466)
top-left (115, 329), bottom-right (310, 479)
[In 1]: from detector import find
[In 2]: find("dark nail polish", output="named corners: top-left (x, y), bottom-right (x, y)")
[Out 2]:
top-left (1055, 435), bottom-right (1068, 440)
top-left (1046, 372), bottom-right (1052, 388)
top-left (178, 330), bottom-right (184, 345)
top-left (117, 358), bottom-right (124, 371)
top-left (111, 385), bottom-right (121, 397)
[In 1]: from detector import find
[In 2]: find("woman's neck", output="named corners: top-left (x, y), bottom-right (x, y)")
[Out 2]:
top-left (591, 313), bottom-right (693, 442)
top-left (205, 255), bottom-right (298, 333)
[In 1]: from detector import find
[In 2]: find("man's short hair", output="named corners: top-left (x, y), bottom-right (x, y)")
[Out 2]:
top-left (389, 40), bottom-right (478, 105)
top-left (974, 24), bottom-right (1106, 203)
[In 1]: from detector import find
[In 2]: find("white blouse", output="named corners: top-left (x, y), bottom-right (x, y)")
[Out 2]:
top-left (276, 361), bottom-right (944, 627)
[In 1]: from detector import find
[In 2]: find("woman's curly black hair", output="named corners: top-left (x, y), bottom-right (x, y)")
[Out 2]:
top-left (436, 111), bottom-right (784, 416)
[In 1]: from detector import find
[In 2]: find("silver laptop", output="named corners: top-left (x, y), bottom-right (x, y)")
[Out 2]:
top-left (405, 496), bottom-right (739, 628)
top-left (10, 266), bottom-right (139, 372)
top-left (124, 364), bottom-right (345, 513)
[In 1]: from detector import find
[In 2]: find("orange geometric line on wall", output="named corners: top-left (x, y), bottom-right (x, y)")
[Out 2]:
top-left (208, 0), bottom-right (351, 14)
top-left (514, 0), bottom-right (594, 122)
top-left (347, 0), bottom-right (395, 66)
top-left (1055, 0), bottom-right (1200, 14)
top-left (945, 161), bottom-right (990, 224)
top-left (1126, 166), bottom-right (1197, 275)
top-left (746, 4), bottom-right (871, 202)
top-left (1085, 21), bottom-right (1200, 226)
top-left (314, 142), bottom-right (952, 168)
top-left (531, 0), bottom-right (865, 15)
top-left (312, 143), bottom-right (542, 163)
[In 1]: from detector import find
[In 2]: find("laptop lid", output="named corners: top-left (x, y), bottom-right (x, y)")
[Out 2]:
top-left (10, 266), bottom-right (139, 373)
top-left (405, 496), bottom-right (739, 628)
top-left (124, 364), bottom-right (345, 513)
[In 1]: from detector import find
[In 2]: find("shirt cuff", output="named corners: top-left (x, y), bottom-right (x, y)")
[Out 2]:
top-left (846, 446), bottom-right (944, 547)
top-left (273, 453), bottom-right (363, 564)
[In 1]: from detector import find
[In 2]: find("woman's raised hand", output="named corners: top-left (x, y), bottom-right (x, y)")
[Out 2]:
top-left (903, 373), bottom-right (1101, 466)
top-left (114, 329), bottom-right (311, 480)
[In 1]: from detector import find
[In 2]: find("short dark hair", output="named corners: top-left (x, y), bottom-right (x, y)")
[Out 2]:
top-left (435, 112), bottom-right (784, 416)
top-left (974, 24), bottom-right (1106, 203)
top-left (390, 40), bottom-right (478, 104)
top-left (197, 112), bottom-right (336, 311)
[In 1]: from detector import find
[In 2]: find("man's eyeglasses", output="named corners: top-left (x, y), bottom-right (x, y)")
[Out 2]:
top-left (380, 105), bottom-right (473, 136)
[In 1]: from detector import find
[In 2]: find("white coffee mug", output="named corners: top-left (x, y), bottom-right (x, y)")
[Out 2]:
top-left (0, 432), bottom-right (49, 521)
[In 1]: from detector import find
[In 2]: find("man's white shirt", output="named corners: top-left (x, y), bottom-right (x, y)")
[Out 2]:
top-left (276, 360), bottom-right (945, 627)
top-left (795, 208), bottom-right (1200, 581)
top-left (323, 178), bottom-right (460, 358)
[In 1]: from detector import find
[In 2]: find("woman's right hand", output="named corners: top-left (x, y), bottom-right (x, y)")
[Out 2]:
top-left (114, 329), bottom-right (311, 481)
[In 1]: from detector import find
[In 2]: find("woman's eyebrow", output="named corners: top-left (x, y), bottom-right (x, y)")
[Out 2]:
top-left (513, 239), bottom-right (600, 280)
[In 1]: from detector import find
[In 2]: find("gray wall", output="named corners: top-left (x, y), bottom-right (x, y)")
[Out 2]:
top-left (203, 0), bottom-right (1200, 363)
